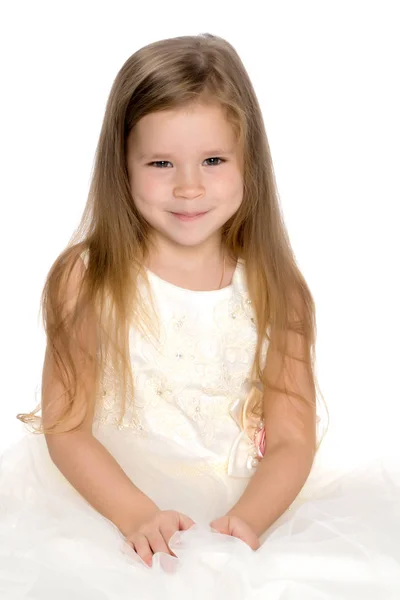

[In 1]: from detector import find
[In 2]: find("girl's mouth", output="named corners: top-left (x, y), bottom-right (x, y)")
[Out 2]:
top-left (170, 211), bottom-right (209, 222)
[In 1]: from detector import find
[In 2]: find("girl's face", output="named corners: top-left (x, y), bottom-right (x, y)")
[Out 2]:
top-left (126, 101), bottom-right (243, 251)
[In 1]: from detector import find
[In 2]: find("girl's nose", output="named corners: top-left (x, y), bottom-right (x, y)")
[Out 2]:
top-left (173, 174), bottom-right (205, 199)
top-left (173, 185), bottom-right (205, 200)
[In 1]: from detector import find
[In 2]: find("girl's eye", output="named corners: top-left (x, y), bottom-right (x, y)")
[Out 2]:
top-left (150, 161), bottom-right (171, 168)
top-left (204, 157), bottom-right (224, 166)
top-left (149, 157), bottom-right (225, 168)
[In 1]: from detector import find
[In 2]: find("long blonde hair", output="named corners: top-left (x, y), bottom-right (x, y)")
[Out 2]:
top-left (17, 33), bottom-right (328, 444)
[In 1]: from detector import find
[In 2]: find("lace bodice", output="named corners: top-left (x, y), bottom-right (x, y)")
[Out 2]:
top-left (81, 250), bottom-right (269, 479)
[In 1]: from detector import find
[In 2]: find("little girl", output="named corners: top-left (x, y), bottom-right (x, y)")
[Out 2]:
top-left (1, 33), bottom-right (399, 599)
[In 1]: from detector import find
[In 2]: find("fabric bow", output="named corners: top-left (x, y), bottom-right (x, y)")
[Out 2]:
top-left (227, 385), bottom-right (266, 478)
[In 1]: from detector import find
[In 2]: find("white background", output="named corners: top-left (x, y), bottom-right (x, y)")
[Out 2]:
top-left (1, 1), bottom-right (399, 471)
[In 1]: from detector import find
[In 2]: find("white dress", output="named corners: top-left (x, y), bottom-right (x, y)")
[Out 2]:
top-left (1, 254), bottom-right (400, 599)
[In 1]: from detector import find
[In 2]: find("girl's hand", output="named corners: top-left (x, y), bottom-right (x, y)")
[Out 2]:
top-left (210, 515), bottom-right (260, 551)
top-left (124, 509), bottom-right (195, 567)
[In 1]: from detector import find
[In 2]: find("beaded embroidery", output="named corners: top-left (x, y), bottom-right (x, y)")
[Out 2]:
top-left (87, 255), bottom-right (269, 477)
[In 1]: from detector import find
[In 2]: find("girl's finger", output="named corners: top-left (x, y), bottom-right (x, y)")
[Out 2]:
top-left (231, 523), bottom-right (260, 550)
top-left (210, 517), bottom-right (230, 535)
top-left (178, 512), bottom-right (195, 531)
top-left (159, 524), bottom-right (179, 557)
top-left (146, 529), bottom-right (173, 556)
top-left (129, 533), bottom-right (154, 567)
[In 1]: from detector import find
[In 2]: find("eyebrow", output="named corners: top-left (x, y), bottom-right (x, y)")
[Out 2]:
top-left (138, 149), bottom-right (234, 160)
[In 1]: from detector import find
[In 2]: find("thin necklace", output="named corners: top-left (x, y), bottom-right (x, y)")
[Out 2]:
top-left (218, 253), bottom-right (226, 290)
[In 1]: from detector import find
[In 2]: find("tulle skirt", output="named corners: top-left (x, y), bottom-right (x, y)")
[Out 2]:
top-left (1, 425), bottom-right (400, 599)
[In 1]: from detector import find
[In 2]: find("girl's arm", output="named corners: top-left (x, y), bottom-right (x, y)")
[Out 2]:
top-left (43, 256), bottom-right (158, 537)
top-left (47, 430), bottom-right (159, 536)
top-left (226, 439), bottom-right (315, 537)
top-left (227, 317), bottom-right (317, 537)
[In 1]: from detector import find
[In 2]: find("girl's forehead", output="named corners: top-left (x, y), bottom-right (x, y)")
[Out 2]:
top-left (127, 104), bottom-right (237, 152)
top-left (136, 102), bottom-right (230, 130)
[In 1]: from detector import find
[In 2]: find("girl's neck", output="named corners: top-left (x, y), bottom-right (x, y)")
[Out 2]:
top-left (145, 243), bottom-right (235, 292)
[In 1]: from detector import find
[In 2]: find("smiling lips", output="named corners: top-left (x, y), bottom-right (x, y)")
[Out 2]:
top-left (170, 211), bottom-right (209, 222)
